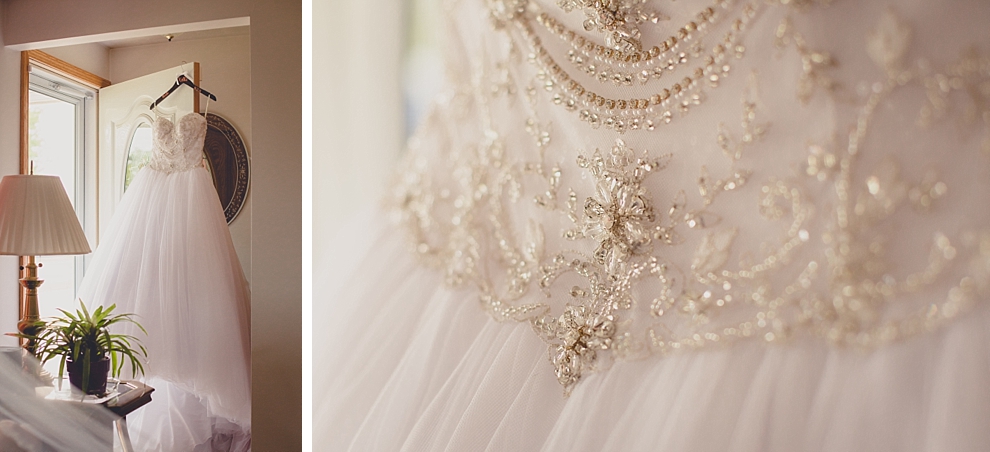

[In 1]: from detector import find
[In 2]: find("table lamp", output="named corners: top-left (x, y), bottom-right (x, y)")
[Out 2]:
top-left (0, 175), bottom-right (91, 354)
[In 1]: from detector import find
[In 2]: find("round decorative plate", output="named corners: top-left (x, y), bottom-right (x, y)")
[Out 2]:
top-left (203, 113), bottom-right (250, 224)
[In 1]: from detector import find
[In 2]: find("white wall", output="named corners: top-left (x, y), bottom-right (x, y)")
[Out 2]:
top-left (0, 6), bottom-right (25, 347)
top-left (1, 1), bottom-right (301, 449)
top-left (109, 33), bottom-right (253, 278)
top-left (43, 43), bottom-right (110, 80)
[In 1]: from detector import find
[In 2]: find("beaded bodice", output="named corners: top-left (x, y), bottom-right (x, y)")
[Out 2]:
top-left (148, 113), bottom-right (206, 173)
top-left (393, 0), bottom-right (990, 394)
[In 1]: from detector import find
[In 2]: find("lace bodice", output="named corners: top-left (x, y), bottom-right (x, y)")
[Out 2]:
top-left (148, 113), bottom-right (206, 173)
top-left (392, 0), bottom-right (990, 394)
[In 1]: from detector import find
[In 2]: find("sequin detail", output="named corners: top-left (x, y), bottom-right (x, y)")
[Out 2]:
top-left (392, 3), bottom-right (990, 395)
top-left (148, 113), bottom-right (206, 174)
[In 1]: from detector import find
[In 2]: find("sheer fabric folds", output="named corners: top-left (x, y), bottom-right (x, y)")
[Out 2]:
top-left (316, 211), bottom-right (990, 451)
top-left (0, 350), bottom-right (118, 452)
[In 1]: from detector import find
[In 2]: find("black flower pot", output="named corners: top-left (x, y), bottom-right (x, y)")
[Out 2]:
top-left (67, 356), bottom-right (110, 395)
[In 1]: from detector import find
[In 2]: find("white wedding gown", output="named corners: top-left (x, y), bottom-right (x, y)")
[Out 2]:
top-left (315, 0), bottom-right (990, 450)
top-left (77, 113), bottom-right (251, 451)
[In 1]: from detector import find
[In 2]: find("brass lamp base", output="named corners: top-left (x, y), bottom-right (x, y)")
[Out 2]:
top-left (17, 256), bottom-right (43, 355)
top-left (15, 256), bottom-right (52, 384)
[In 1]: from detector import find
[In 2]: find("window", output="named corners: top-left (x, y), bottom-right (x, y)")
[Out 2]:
top-left (403, 0), bottom-right (443, 136)
top-left (26, 67), bottom-right (96, 318)
top-left (125, 123), bottom-right (153, 191)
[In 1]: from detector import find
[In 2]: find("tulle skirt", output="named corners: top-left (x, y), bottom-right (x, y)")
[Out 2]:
top-left (314, 209), bottom-right (990, 451)
top-left (77, 166), bottom-right (251, 451)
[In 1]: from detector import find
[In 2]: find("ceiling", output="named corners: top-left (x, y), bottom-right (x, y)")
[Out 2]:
top-left (100, 26), bottom-right (249, 49)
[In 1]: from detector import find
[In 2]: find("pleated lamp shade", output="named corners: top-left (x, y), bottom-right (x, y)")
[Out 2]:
top-left (0, 175), bottom-right (91, 256)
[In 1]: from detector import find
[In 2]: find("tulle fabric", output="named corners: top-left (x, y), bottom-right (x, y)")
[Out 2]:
top-left (124, 377), bottom-right (252, 452)
top-left (77, 165), bottom-right (251, 451)
top-left (315, 209), bottom-right (990, 451)
top-left (0, 350), bottom-right (119, 452)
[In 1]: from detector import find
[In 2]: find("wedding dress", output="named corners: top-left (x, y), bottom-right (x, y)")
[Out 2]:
top-left (315, 0), bottom-right (990, 450)
top-left (77, 112), bottom-right (251, 451)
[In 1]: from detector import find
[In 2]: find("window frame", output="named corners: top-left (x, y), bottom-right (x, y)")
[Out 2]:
top-left (18, 50), bottom-right (110, 316)
top-left (28, 70), bottom-right (92, 287)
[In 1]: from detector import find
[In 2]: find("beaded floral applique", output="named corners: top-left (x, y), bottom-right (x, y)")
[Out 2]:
top-left (148, 113), bottom-right (207, 174)
top-left (492, 0), bottom-right (763, 134)
top-left (393, 1), bottom-right (990, 395)
top-left (554, 0), bottom-right (668, 52)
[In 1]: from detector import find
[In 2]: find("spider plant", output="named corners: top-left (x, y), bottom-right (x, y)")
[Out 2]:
top-left (20, 300), bottom-right (147, 395)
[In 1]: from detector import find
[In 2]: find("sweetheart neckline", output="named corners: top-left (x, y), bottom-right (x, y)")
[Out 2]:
top-left (154, 112), bottom-right (206, 125)
top-left (153, 113), bottom-right (207, 140)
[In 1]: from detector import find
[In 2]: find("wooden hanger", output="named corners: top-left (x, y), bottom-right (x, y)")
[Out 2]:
top-left (149, 73), bottom-right (217, 110)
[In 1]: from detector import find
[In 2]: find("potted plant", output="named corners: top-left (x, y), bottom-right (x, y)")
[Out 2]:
top-left (18, 300), bottom-right (147, 395)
